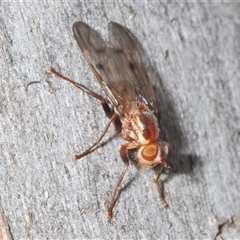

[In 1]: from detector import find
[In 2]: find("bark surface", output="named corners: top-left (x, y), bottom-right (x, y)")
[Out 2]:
top-left (1, 2), bottom-right (240, 239)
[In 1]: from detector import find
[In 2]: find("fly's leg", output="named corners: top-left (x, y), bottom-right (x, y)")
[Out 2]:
top-left (49, 67), bottom-right (122, 159)
top-left (49, 67), bottom-right (114, 118)
top-left (107, 144), bottom-right (129, 219)
top-left (154, 169), bottom-right (168, 208)
top-left (74, 113), bottom-right (118, 159)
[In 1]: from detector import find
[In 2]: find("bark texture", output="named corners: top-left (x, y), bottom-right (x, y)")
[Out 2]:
top-left (1, 2), bottom-right (240, 239)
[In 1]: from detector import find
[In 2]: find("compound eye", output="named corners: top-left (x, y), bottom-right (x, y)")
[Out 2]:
top-left (141, 144), bottom-right (158, 161)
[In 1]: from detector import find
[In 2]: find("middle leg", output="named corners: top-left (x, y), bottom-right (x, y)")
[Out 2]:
top-left (49, 67), bottom-right (122, 158)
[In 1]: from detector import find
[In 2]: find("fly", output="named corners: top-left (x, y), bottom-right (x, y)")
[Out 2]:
top-left (49, 21), bottom-right (171, 219)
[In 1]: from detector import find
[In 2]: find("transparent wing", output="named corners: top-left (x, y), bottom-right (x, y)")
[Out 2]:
top-left (108, 22), bottom-right (157, 113)
top-left (73, 22), bottom-right (119, 107)
top-left (73, 21), bottom-right (157, 115)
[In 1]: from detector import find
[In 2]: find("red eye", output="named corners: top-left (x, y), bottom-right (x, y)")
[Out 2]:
top-left (141, 144), bottom-right (158, 161)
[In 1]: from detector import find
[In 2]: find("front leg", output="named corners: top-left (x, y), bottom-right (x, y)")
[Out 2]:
top-left (154, 169), bottom-right (168, 208)
top-left (107, 144), bottom-right (129, 219)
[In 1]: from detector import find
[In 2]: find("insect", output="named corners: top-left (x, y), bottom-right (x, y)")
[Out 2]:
top-left (49, 21), bottom-right (171, 219)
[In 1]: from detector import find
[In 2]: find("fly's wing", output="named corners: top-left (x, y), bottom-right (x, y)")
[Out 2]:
top-left (108, 22), bottom-right (158, 113)
top-left (73, 22), bottom-right (118, 107)
top-left (73, 21), bottom-right (141, 114)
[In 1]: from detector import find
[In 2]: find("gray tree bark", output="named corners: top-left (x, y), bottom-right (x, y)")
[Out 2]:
top-left (0, 2), bottom-right (240, 239)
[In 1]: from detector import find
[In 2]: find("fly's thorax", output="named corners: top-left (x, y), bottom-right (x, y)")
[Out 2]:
top-left (119, 102), bottom-right (159, 144)
top-left (131, 108), bottom-right (160, 145)
top-left (137, 142), bottom-right (171, 168)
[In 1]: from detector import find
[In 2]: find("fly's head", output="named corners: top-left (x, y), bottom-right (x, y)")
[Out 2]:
top-left (137, 141), bottom-right (171, 169)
